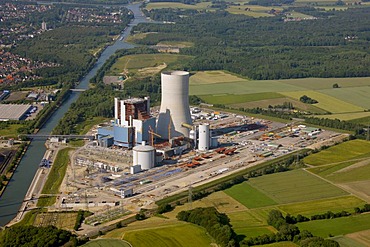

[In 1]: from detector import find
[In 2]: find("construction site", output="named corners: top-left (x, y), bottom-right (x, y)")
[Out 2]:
top-left (40, 71), bottom-right (346, 226)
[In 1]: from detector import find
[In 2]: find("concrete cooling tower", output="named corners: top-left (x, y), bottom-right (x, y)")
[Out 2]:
top-left (157, 71), bottom-right (192, 139)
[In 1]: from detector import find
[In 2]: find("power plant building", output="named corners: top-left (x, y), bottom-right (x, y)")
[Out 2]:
top-left (97, 97), bottom-right (156, 148)
top-left (157, 71), bottom-right (192, 139)
top-left (132, 142), bottom-right (156, 170)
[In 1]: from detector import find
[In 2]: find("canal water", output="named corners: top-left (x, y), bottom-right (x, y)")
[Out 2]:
top-left (0, 2), bottom-right (149, 226)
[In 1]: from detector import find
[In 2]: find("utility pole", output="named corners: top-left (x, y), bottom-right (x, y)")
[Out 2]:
top-left (188, 184), bottom-right (193, 210)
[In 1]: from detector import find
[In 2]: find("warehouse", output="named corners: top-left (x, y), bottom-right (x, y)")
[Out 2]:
top-left (0, 104), bottom-right (32, 121)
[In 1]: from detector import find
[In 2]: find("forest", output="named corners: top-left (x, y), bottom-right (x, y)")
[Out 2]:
top-left (133, 7), bottom-right (370, 79)
top-left (0, 225), bottom-right (78, 247)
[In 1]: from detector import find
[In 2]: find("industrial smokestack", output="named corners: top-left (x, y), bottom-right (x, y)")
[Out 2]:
top-left (157, 71), bottom-right (192, 139)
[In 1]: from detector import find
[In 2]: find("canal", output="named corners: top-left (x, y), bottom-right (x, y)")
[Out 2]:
top-left (0, 2), bottom-right (149, 226)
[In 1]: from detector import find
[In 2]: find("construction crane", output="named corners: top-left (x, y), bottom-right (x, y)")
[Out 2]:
top-left (168, 118), bottom-right (172, 141)
top-left (148, 126), bottom-right (161, 146)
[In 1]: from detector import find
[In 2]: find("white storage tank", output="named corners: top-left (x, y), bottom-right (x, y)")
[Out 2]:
top-left (198, 123), bottom-right (210, 151)
top-left (133, 142), bottom-right (155, 170)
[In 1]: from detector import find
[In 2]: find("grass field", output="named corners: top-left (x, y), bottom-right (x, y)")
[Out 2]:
top-left (319, 86), bottom-right (370, 109)
top-left (297, 213), bottom-right (370, 238)
top-left (123, 223), bottom-right (214, 247)
top-left (350, 115), bottom-right (370, 125)
top-left (277, 195), bottom-right (365, 216)
top-left (199, 92), bottom-right (283, 105)
top-left (346, 229), bottom-right (370, 247)
top-left (231, 97), bottom-right (327, 114)
top-left (316, 112), bottom-right (370, 121)
top-left (247, 169), bottom-right (348, 204)
top-left (259, 242), bottom-right (298, 247)
top-left (75, 116), bottom-right (108, 135)
top-left (0, 123), bottom-right (24, 138)
top-left (225, 182), bottom-right (277, 208)
top-left (34, 212), bottom-right (77, 230)
top-left (39, 148), bottom-right (72, 206)
top-left (331, 236), bottom-right (366, 247)
top-left (228, 210), bottom-right (276, 238)
top-left (308, 159), bottom-right (370, 183)
top-left (145, 2), bottom-right (212, 10)
top-left (226, 5), bottom-right (275, 17)
top-left (190, 70), bottom-right (248, 85)
top-left (303, 140), bottom-right (370, 166)
top-left (190, 80), bottom-right (305, 95)
top-left (280, 90), bottom-right (364, 113)
top-left (83, 239), bottom-right (131, 247)
top-left (108, 54), bottom-right (192, 76)
top-left (157, 41), bottom-right (193, 47)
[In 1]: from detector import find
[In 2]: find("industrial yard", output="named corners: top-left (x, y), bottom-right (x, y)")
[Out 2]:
top-left (25, 71), bottom-right (347, 228)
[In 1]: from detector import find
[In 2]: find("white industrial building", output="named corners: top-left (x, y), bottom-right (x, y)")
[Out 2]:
top-left (132, 142), bottom-right (156, 170)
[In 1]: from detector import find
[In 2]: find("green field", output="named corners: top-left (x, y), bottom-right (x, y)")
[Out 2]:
top-left (226, 5), bottom-right (275, 17)
top-left (123, 223), bottom-right (214, 247)
top-left (297, 213), bottom-right (370, 238)
top-left (231, 97), bottom-right (327, 114)
top-left (303, 140), bottom-right (370, 166)
top-left (350, 115), bottom-right (370, 125)
top-left (316, 112), bottom-right (370, 121)
top-left (190, 70), bottom-right (249, 85)
top-left (319, 86), bottom-right (370, 109)
top-left (259, 242), bottom-right (298, 247)
top-left (308, 159), bottom-right (370, 183)
top-left (108, 54), bottom-right (192, 76)
top-left (248, 169), bottom-right (347, 204)
top-left (0, 123), bottom-right (24, 138)
top-left (331, 236), bottom-right (366, 247)
top-left (190, 80), bottom-right (305, 95)
top-left (39, 148), bottom-right (72, 206)
top-left (280, 90), bottom-right (364, 113)
top-left (145, 2), bottom-right (212, 10)
top-left (281, 77), bottom-right (370, 90)
top-left (34, 212), bottom-right (77, 230)
top-left (83, 239), bottom-right (131, 247)
top-left (278, 196), bottom-right (365, 216)
top-left (199, 92), bottom-right (283, 105)
top-left (225, 182), bottom-right (277, 208)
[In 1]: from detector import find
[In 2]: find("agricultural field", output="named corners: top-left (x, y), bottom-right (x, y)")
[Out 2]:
top-left (332, 236), bottom-right (366, 247)
top-left (108, 54), bottom-right (192, 77)
top-left (189, 70), bottom-right (249, 85)
top-left (316, 112), bottom-right (370, 121)
top-left (247, 169), bottom-right (348, 204)
top-left (83, 239), bottom-right (131, 247)
top-left (280, 90), bottom-right (364, 113)
top-left (231, 97), bottom-right (327, 114)
top-left (350, 115), bottom-right (370, 125)
top-left (297, 213), bottom-right (370, 238)
top-left (319, 86), bottom-right (370, 109)
top-left (157, 41), bottom-right (193, 48)
top-left (224, 182), bottom-right (277, 208)
top-left (198, 92), bottom-right (283, 105)
top-left (345, 229), bottom-right (370, 247)
top-left (277, 195), bottom-right (365, 216)
top-left (189, 71), bottom-right (370, 119)
top-left (190, 79), bottom-right (305, 96)
top-left (308, 159), bottom-right (370, 183)
top-left (228, 210), bottom-right (276, 238)
top-left (145, 2), bottom-right (212, 10)
top-left (303, 140), bottom-right (370, 166)
top-left (122, 223), bottom-right (215, 247)
top-left (34, 212), bottom-right (77, 230)
top-left (281, 77), bottom-right (370, 90)
top-left (226, 5), bottom-right (275, 17)
top-left (259, 242), bottom-right (298, 247)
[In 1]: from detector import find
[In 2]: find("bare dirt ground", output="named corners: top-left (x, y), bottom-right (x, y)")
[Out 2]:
top-left (346, 229), bottom-right (370, 246)
top-left (137, 63), bottom-right (167, 77)
top-left (334, 158), bottom-right (370, 173)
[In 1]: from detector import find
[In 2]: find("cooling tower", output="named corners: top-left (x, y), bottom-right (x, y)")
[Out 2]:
top-left (157, 71), bottom-right (192, 139)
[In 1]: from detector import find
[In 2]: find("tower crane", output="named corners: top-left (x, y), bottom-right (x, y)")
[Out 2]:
top-left (148, 126), bottom-right (161, 146)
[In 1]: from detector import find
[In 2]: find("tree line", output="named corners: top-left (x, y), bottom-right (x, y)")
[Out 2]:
top-left (132, 7), bottom-right (370, 80)
top-left (177, 207), bottom-right (237, 247)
